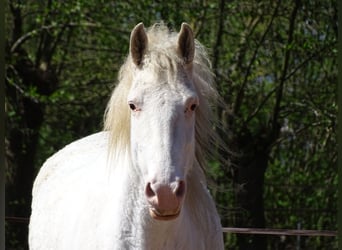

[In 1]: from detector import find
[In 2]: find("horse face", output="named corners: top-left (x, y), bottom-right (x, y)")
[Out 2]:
top-left (128, 23), bottom-right (197, 220)
top-left (128, 67), bottom-right (198, 220)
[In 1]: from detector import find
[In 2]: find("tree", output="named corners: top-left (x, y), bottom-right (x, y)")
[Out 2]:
top-left (209, 0), bottom-right (337, 249)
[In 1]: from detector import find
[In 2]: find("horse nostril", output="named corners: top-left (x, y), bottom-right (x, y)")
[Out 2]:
top-left (145, 182), bottom-right (155, 198)
top-left (145, 180), bottom-right (186, 202)
top-left (175, 180), bottom-right (186, 198)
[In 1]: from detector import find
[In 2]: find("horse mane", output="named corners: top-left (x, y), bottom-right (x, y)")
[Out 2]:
top-left (103, 23), bottom-right (224, 173)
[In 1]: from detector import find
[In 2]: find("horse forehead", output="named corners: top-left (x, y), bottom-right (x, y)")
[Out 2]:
top-left (132, 68), bottom-right (195, 98)
top-left (135, 62), bottom-right (191, 84)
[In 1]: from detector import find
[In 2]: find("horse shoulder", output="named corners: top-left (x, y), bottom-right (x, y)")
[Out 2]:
top-left (33, 132), bottom-right (109, 193)
top-left (30, 132), bottom-right (111, 249)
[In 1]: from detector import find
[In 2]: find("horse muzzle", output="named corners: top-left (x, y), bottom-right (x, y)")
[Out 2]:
top-left (145, 180), bottom-right (186, 221)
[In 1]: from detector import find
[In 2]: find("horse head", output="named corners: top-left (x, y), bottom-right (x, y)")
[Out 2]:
top-left (128, 23), bottom-right (198, 221)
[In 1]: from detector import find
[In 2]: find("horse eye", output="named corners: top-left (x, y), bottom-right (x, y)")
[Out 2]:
top-left (129, 103), bottom-right (136, 111)
top-left (190, 104), bottom-right (197, 111)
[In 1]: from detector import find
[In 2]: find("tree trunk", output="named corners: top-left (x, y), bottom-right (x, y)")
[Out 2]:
top-left (5, 47), bottom-right (58, 249)
top-left (231, 125), bottom-right (279, 250)
top-left (6, 107), bottom-right (42, 250)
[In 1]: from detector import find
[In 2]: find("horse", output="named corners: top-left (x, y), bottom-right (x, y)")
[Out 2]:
top-left (29, 22), bottom-right (225, 250)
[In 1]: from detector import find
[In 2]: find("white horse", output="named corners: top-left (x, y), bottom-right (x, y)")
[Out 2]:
top-left (29, 22), bottom-right (224, 250)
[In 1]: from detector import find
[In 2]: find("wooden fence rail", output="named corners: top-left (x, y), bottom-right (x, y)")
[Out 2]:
top-left (6, 217), bottom-right (337, 237)
top-left (222, 227), bottom-right (337, 237)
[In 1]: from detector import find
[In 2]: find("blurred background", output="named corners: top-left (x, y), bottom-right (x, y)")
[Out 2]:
top-left (5, 0), bottom-right (337, 249)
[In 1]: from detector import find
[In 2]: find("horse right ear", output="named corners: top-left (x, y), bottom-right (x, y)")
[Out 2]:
top-left (130, 23), bottom-right (148, 67)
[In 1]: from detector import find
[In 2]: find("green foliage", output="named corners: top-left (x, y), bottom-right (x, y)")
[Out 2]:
top-left (5, 0), bottom-right (337, 249)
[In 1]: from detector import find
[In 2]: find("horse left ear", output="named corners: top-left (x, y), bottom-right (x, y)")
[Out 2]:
top-left (178, 23), bottom-right (195, 64)
top-left (130, 23), bottom-right (148, 66)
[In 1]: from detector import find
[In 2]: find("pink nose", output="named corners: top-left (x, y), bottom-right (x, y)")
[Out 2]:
top-left (145, 180), bottom-right (186, 220)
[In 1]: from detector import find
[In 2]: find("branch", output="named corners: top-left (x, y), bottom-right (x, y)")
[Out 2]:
top-left (233, 0), bottom-right (281, 115)
top-left (56, 27), bottom-right (74, 77)
top-left (5, 74), bottom-right (40, 104)
top-left (9, 0), bottom-right (23, 43)
top-left (10, 22), bottom-right (102, 53)
top-left (272, 121), bottom-right (325, 148)
top-left (244, 42), bottom-right (333, 126)
top-left (212, 0), bottom-right (225, 74)
top-left (46, 23), bottom-right (69, 64)
top-left (271, 0), bottom-right (300, 129)
top-left (283, 43), bottom-right (333, 82)
top-left (244, 87), bottom-right (278, 125)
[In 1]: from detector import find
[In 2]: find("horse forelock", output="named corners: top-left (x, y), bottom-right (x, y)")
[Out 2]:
top-left (103, 23), bottom-right (223, 172)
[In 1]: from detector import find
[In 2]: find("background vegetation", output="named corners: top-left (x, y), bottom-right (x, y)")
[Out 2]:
top-left (5, 0), bottom-right (337, 249)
